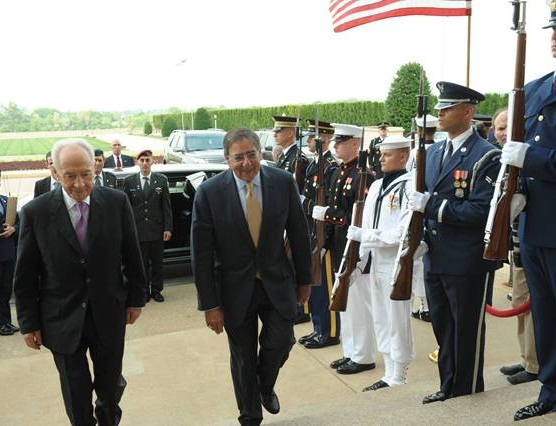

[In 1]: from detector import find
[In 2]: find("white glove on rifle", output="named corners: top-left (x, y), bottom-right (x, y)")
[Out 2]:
top-left (400, 241), bottom-right (428, 260)
top-left (347, 260), bottom-right (366, 287)
top-left (501, 141), bottom-right (529, 168)
top-left (510, 193), bottom-right (527, 223)
top-left (408, 191), bottom-right (431, 213)
top-left (312, 205), bottom-right (328, 221)
top-left (347, 225), bottom-right (363, 242)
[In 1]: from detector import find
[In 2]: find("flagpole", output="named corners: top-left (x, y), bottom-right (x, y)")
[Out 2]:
top-left (466, 13), bottom-right (471, 86)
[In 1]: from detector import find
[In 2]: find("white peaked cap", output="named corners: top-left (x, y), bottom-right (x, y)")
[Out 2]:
top-left (331, 123), bottom-right (363, 138)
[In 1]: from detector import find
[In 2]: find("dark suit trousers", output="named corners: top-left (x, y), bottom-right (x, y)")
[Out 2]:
top-left (425, 271), bottom-right (490, 397)
top-left (308, 250), bottom-right (340, 338)
top-left (52, 307), bottom-right (124, 426)
top-left (225, 280), bottom-right (295, 426)
top-left (0, 259), bottom-right (15, 325)
top-left (520, 243), bottom-right (556, 406)
top-left (140, 240), bottom-right (164, 293)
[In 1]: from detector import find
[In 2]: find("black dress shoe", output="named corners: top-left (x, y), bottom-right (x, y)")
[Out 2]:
top-left (303, 335), bottom-right (340, 349)
top-left (362, 380), bottom-right (389, 392)
top-left (507, 370), bottom-right (538, 385)
top-left (260, 389), bottom-right (280, 414)
top-left (514, 401), bottom-right (555, 421)
top-left (0, 324), bottom-right (14, 336)
top-left (293, 312), bottom-right (311, 325)
top-left (500, 363), bottom-right (524, 376)
top-left (151, 292), bottom-right (165, 303)
top-left (330, 357), bottom-right (350, 369)
top-left (7, 323), bottom-right (20, 333)
top-left (420, 311), bottom-right (431, 322)
top-left (336, 360), bottom-right (376, 375)
top-left (298, 331), bottom-right (318, 344)
top-left (422, 391), bottom-right (447, 404)
top-left (411, 310), bottom-right (421, 320)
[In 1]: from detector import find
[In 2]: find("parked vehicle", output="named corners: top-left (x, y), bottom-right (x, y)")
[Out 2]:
top-left (163, 130), bottom-right (226, 164)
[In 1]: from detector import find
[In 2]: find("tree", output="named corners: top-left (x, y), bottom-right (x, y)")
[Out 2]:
top-left (384, 62), bottom-right (433, 133)
top-left (143, 121), bottom-right (153, 135)
top-left (194, 107), bottom-right (212, 130)
top-left (161, 117), bottom-right (178, 138)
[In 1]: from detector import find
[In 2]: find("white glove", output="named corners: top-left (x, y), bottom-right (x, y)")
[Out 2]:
top-left (400, 241), bottom-right (428, 260)
top-left (312, 205), bottom-right (328, 221)
top-left (510, 193), bottom-right (527, 223)
top-left (408, 191), bottom-right (431, 213)
top-left (501, 141), bottom-right (529, 168)
top-left (320, 248), bottom-right (327, 261)
top-left (347, 225), bottom-right (363, 242)
top-left (348, 267), bottom-right (362, 287)
top-left (299, 194), bottom-right (306, 204)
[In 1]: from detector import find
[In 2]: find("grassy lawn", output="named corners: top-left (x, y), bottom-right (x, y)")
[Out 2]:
top-left (0, 136), bottom-right (112, 156)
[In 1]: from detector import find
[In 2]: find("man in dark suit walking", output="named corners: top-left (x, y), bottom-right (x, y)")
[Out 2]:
top-left (104, 139), bottom-right (135, 169)
top-left (14, 139), bottom-right (147, 426)
top-left (191, 128), bottom-right (312, 426)
top-left (94, 149), bottom-right (117, 188)
top-left (33, 151), bottom-right (60, 198)
top-left (123, 150), bottom-right (172, 302)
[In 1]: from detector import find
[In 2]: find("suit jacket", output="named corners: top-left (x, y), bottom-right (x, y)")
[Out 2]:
top-left (33, 176), bottom-right (52, 198)
top-left (191, 166), bottom-right (312, 328)
top-left (519, 72), bottom-right (556, 248)
top-left (14, 186), bottom-right (147, 354)
top-left (104, 154), bottom-right (135, 169)
top-left (123, 172), bottom-right (173, 242)
top-left (0, 195), bottom-right (18, 262)
top-left (96, 171), bottom-right (117, 188)
top-left (422, 131), bottom-right (501, 275)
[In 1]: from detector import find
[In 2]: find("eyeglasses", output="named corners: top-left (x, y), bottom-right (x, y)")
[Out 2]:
top-left (228, 150), bottom-right (259, 164)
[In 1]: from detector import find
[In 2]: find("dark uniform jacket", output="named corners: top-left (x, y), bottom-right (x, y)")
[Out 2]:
top-left (422, 131), bottom-right (501, 275)
top-left (33, 176), bottom-right (53, 198)
top-left (123, 172), bottom-right (173, 242)
top-left (368, 137), bottom-right (384, 179)
top-left (95, 171), bottom-right (117, 188)
top-left (0, 196), bottom-right (18, 262)
top-left (275, 144), bottom-right (309, 192)
top-left (104, 154), bottom-right (135, 169)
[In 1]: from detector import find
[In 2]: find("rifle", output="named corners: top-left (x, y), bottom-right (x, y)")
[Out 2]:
top-left (330, 128), bottom-right (368, 311)
top-left (483, 0), bottom-right (526, 261)
top-left (294, 116), bottom-right (307, 193)
top-left (390, 68), bottom-right (427, 301)
top-left (311, 113), bottom-right (325, 286)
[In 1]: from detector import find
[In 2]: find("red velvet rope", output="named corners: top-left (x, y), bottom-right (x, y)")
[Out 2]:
top-left (486, 299), bottom-right (531, 318)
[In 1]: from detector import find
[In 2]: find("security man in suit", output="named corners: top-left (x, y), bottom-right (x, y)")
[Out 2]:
top-left (272, 115), bottom-right (310, 324)
top-left (408, 82), bottom-right (501, 404)
top-left (104, 139), bottom-right (135, 169)
top-left (0, 171), bottom-right (19, 336)
top-left (123, 150), bottom-right (172, 302)
top-left (191, 128), bottom-right (312, 425)
top-left (33, 151), bottom-right (60, 198)
top-left (298, 119), bottom-right (341, 349)
top-left (368, 121), bottom-right (388, 179)
top-left (93, 149), bottom-right (117, 188)
top-left (312, 123), bottom-right (376, 375)
top-left (501, 3), bottom-right (556, 420)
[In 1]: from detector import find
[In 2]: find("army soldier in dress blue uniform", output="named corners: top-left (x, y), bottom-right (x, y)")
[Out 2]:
top-left (273, 115), bottom-right (311, 324)
top-left (297, 119), bottom-right (341, 349)
top-left (368, 122), bottom-right (388, 179)
top-left (502, 3), bottom-right (556, 420)
top-left (408, 82), bottom-right (501, 404)
top-left (312, 124), bottom-right (376, 375)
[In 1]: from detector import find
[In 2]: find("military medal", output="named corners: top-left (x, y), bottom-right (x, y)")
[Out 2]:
top-left (313, 175), bottom-right (318, 187)
top-left (455, 188), bottom-right (464, 198)
top-left (388, 194), bottom-right (398, 210)
top-left (345, 177), bottom-right (353, 190)
top-left (460, 170), bottom-right (469, 188)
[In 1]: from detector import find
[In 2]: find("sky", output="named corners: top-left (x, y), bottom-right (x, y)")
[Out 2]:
top-left (0, 0), bottom-right (554, 113)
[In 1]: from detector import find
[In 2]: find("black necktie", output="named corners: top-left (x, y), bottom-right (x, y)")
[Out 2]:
top-left (95, 175), bottom-right (102, 186)
top-left (441, 140), bottom-right (453, 170)
top-left (143, 176), bottom-right (150, 194)
top-left (116, 156), bottom-right (122, 168)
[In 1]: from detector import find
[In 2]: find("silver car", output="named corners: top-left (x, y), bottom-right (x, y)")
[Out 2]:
top-left (163, 130), bottom-right (226, 164)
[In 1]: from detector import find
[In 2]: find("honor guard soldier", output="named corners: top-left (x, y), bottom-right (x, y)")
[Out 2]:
top-left (408, 82), bottom-right (501, 404)
top-left (502, 3), bottom-right (556, 420)
top-left (312, 124), bottom-right (377, 374)
top-left (298, 119), bottom-right (341, 349)
top-left (368, 121), bottom-right (389, 179)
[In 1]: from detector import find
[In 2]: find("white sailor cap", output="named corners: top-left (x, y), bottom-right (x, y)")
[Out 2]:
top-left (379, 135), bottom-right (411, 151)
top-left (415, 114), bottom-right (438, 128)
top-left (331, 123), bottom-right (363, 142)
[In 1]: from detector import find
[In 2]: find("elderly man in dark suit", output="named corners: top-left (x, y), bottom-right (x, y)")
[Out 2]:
top-left (104, 139), bottom-right (135, 169)
top-left (409, 82), bottom-right (501, 404)
top-left (33, 151), bottom-right (60, 198)
top-left (14, 138), bottom-right (147, 426)
top-left (123, 150), bottom-right (172, 302)
top-left (94, 149), bottom-right (117, 188)
top-left (192, 128), bottom-right (312, 426)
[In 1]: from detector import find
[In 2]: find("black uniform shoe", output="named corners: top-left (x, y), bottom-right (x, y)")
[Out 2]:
top-left (7, 323), bottom-right (20, 333)
top-left (293, 313), bottom-right (311, 325)
top-left (298, 331), bottom-right (318, 345)
top-left (0, 324), bottom-right (14, 336)
top-left (151, 292), bottom-right (165, 303)
top-left (422, 391), bottom-right (448, 404)
top-left (260, 389), bottom-right (280, 414)
top-left (362, 380), bottom-right (389, 392)
top-left (514, 401), bottom-right (555, 421)
top-left (411, 310), bottom-right (421, 320)
top-left (507, 370), bottom-right (538, 385)
top-left (303, 335), bottom-right (340, 349)
top-left (499, 363), bottom-right (524, 376)
top-left (330, 357), bottom-right (350, 369)
top-left (420, 311), bottom-right (431, 322)
top-left (336, 360), bottom-right (376, 375)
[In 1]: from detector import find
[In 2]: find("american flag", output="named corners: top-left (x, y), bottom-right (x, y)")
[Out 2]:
top-left (330, 0), bottom-right (472, 33)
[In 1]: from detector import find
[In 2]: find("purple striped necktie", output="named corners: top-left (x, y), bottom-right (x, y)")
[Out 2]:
top-left (75, 201), bottom-right (88, 250)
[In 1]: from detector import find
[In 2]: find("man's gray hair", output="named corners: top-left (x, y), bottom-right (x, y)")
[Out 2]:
top-left (223, 128), bottom-right (261, 156)
top-left (51, 138), bottom-right (95, 168)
